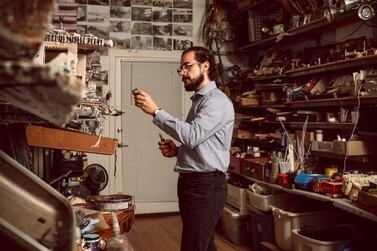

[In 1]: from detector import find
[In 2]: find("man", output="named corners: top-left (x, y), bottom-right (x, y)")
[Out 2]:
top-left (133, 46), bottom-right (234, 251)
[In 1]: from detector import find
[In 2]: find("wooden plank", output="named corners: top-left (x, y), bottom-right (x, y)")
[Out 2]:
top-left (26, 125), bottom-right (117, 155)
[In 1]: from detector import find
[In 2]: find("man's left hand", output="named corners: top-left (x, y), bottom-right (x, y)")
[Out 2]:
top-left (133, 90), bottom-right (159, 116)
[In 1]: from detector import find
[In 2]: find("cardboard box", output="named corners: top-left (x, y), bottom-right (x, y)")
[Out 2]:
top-left (311, 141), bottom-right (333, 152)
top-left (332, 140), bottom-right (377, 156)
top-left (242, 158), bottom-right (269, 180)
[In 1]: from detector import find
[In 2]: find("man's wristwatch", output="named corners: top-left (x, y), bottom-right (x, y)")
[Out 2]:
top-left (154, 108), bottom-right (162, 117)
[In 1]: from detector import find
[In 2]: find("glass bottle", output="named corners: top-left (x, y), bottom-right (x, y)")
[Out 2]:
top-left (106, 212), bottom-right (129, 251)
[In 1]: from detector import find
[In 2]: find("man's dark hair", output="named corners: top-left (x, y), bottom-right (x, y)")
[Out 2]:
top-left (182, 46), bottom-right (216, 81)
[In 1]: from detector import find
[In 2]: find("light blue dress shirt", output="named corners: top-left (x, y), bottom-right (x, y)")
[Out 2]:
top-left (152, 81), bottom-right (235, 173)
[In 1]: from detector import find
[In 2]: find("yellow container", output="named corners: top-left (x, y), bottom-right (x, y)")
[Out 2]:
top-left (325, 167), bottom-right (338, 177)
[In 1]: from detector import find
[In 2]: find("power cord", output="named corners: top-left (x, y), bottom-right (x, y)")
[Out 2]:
top-left (342, 81), bottom-right (363, 175)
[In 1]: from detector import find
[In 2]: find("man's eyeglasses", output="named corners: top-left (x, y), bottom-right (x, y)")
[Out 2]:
top-left (177, 62), bottom-right (201, 75)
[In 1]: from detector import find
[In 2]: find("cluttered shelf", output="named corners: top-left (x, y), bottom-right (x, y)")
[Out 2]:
top-left (229, 169), bottom-right (377, 223)
top-left (239, 8), bottom-right (357, 51)
top-left (238, 95), bottom-right (377, 110)
top-left (244, 54), bottom-right (377, 82)
top-left (233, 137), bottom-right (285, 152)
top-left (241, 120), bottom-right (355, 130)
top-left (0, 60), bottom-right (83, 126)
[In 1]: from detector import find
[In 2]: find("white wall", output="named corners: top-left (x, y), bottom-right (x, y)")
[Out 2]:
top-left (87, 0), bottom-right (206, 195)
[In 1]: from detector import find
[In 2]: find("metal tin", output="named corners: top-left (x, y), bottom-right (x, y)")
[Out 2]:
top-left (94, 194), bottom-right (134, 211)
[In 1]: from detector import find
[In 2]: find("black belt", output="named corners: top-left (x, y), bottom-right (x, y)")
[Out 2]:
top-left (179, 170), bottom-right (224, 178)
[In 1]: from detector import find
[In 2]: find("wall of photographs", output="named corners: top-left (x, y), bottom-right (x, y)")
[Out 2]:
top-left (76, 0), bottom-right (193, 53)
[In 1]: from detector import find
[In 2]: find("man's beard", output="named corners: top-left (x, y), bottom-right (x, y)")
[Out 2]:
top-left (183, 73), bottom-right (204, 92)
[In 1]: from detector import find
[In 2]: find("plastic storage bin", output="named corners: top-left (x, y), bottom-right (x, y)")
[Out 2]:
top-left (249, 206), bottom-right (275, 251)
top-left (221, 204), bottom-right (251, 245)
top-left (247, 188), bottom-right (291, 212)
top-left (292, 229), bottom-right (348, 251)
top-left (272, 207), bottom-right (343, 251)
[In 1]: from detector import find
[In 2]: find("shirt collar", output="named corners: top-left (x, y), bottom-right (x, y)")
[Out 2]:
top-left (190, 81), bottom-right (217, 101)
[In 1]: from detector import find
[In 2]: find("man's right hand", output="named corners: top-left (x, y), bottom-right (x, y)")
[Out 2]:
top-left (158, 139), bottom-right (177, 158)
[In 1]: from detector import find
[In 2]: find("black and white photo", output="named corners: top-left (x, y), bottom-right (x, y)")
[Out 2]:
top-left (77, 25), bottom-right (87, 35)
top-left (131, 36), bottom-right (152, 50)
top-left (152, 0), bottom-right (172, 8)
top-left (111, 0), bottom-right (130, 6)
top-left (152, 23), bottom-right (172, 36)
top-left (173, 38), bottom-right (192, 50)
top-left (110, 33), bottom-right (131, 48)
top-left (88, 0), bottom-right (109, 5)
top-left (110, 6), bottom-right (131, 19)
top-left (77, 5), bottom-right (87, 21)
top-left (110, 20), bottom-right (131, 32)
top-left (172, 24), bottom-right (191, 36)
top-left (132, 7), bottom-right (152, 21)
top-left (87, 24), bottom-right (109, 39)
top-left (131, 22), bottom-right (152, 35)
top-left (87, 5), bottom-right (110, 22)
top-left (173, 0), bottom-right (192, 9)
top-left (131, 0), bottom-right (152, 6)
top-left (152, 8), bottom-right (172, 22)
top-left (173, 8), bottom-right (192, 23)
top-left (153, 37), bottom-right (172, 51)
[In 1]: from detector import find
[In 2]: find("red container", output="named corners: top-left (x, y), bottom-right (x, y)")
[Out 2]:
top-left (320, 180), bottom-right (343, 197)
top-left (278, 173), bottom-right (288, 187)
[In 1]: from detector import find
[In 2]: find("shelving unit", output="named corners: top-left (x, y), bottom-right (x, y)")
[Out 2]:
top-left (230, 170), bottom-right (377, 223)
top-left (239, 8), bottom-right (358, 51)
top-left (230, 0), bottom-right (377, 230)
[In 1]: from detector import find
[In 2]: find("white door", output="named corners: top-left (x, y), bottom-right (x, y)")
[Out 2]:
top-left (114, 58), bottom-right (183, 214)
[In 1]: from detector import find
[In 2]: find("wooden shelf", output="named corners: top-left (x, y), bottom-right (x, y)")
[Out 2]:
top-left (242, 121), bottom-right (355, 130)
top-left (0, 60), bottom-right (84, 126)
top-left (286, 95), bottom-right (377, 108)
top-left (234, 137), bottom-right (285, 151)
top-left (239, 9), bottom-right (358, 51)
top-left (286, 55), bottom-right (377, 77)
top-left (246, 55), bottom-right (377, 83)
top-left (310, 151), bottom-right (369, 162)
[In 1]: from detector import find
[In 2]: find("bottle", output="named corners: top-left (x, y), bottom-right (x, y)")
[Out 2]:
top-left (106, 212), bottom-right (129, 251)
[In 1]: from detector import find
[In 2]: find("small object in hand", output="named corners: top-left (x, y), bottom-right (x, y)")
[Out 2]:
top-left (159, 133), bottom-right (165, 142)
top-left (132, 88), bottom-right (138, 95)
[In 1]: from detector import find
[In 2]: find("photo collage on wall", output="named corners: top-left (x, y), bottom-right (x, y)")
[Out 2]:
top-left (76, 0), bottom-right (193, 52)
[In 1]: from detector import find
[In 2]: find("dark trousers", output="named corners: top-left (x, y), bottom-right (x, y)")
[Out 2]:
top-left (177, 172), bottom-right (227, 251)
